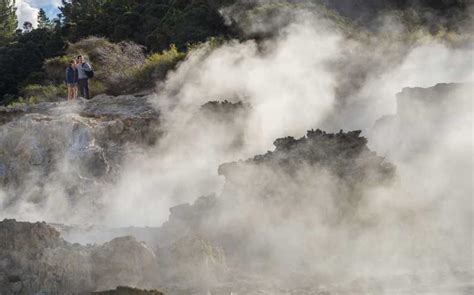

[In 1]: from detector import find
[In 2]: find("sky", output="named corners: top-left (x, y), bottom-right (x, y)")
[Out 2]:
top-left (16, 0), bottom-right (61, 28)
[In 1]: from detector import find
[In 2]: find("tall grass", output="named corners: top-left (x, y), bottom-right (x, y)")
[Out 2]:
top-left (20, 84), bottom-right (66, 104)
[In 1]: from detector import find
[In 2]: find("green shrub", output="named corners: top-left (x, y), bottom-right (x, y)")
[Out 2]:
top-left (7, 97), bottom-right (27, 107)
top-left (44, 55), bottom-right (71, 83)
top-left (124, 44), bottom-right (186, 92)
top-left (21, 84), bottom-right (66, 103)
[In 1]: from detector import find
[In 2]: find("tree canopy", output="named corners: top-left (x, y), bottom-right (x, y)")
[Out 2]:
top-left (0, 0), bottom-right (18, 46)
top-left (58, 0), bottom-right (233, 51)
top-left (37, 8), bottom-right (54, 29)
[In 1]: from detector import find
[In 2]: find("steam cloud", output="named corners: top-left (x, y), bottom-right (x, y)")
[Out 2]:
top-left (0, 0), bottom-right (472, 291)
top-left (102, 1), bottom-right (472, 229)
top-left (102, 2), bottom-right (472, 289)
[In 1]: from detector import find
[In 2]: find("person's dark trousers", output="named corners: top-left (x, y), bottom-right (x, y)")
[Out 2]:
top-left (78, 78), bottom-right (90, 99)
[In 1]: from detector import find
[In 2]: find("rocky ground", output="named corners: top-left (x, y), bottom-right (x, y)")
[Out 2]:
top-left (0, 94), bottom-right (160, 222)
top-left (0, 94), bottom-right (160, 184)
top-left (0, 219), bottom-right (159, 294)
top-left (0, 83), bottom-right (472, 294)
top-left (0, 124), bottom-right (400, 294)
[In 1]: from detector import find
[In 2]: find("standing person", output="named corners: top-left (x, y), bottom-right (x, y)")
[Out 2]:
top-left (76, 55), bottom-right (93, 99)
top-left (65, 60), bottom-right (78, 100)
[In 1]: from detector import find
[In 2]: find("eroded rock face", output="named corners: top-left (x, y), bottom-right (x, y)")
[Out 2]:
top-left (192, 100), bottom-right (251, 150)
top-left (220, 129), bottom-right (395, 188)
top-left (151, 126), bottom-right (472, 293)
top-left (0, 218), bottom-right (230, 294)
top-left (91, 236), bottom-right (159, 291)
top-left (156, 234), bottom-right (228, 291)
top-left (0, 219), bottom-right (160, 294)
top-left (156, 130), bottom-right (397, 286)
top-left (199, 100), bottom-right (250, 121)
top-left (2, 130), bottom-right (395, 294)
top-left (2, 116), bottom-right (471, 293)
top-left (0, 95), bottom-right (160, 220)
top-left (0, 219), bottom-right (92, 294)
top-left (159, 195), bottom-right (219, 247)
top-left (217, 129), bottom-right (395, 228)
top-left (371, 82), bottom-right (472, 157)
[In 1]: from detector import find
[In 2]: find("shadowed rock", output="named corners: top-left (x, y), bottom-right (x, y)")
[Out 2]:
top-left (0, 218), bottom-right (159, 294)
top-left (371, 82), bottom-right (472, 157)
top-left (91, 286), bottom-right (163, 295)
top-left (193, 100), bottom-right (251, 150)
top-left (219, 128), bottom-right (395, 188)
top-left (0, 95), bottom-right (160, 219)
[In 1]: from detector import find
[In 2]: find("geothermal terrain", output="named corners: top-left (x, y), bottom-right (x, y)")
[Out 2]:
top-left (0, 1), bottom-right (473, 295)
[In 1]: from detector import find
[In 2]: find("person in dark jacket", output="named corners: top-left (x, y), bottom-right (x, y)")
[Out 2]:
top-left (65, 60), bottom-right (78, 100)
top-left (76, 55), bottom-right (92, 99)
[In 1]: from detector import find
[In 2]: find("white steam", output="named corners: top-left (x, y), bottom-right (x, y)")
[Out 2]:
top-left (101, 5), bottom-right (472, 230)
top-left (0, 1), bottom-right (472, 291)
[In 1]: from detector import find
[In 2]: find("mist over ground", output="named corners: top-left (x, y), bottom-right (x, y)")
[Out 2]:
top-left (0, 0), bottom-right (472, 294)
top-left (102, 0), bottom-right (473, 228)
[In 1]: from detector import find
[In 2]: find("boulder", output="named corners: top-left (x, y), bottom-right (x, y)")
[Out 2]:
top-left (91, 236), bottom-right (158, 291)
top-left (0, 95), bottom-right (160, 219)
top-left (0, 218), bottom-right (160, 294)
top-left (371, 82), bottom-right (472, 157)
top-left (219, 128), bottom-right (395, 189)
top-left (156, 234), bottom-right (228, 288)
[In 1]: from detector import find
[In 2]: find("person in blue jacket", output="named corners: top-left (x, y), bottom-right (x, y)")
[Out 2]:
top-left (65, 60), bottom-right (78, 100)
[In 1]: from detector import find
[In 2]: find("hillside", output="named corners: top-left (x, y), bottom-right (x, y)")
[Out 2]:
top-left (0, 0), bottom-right (472, 294)
top-left (1, 0), bottom-right (472, 104)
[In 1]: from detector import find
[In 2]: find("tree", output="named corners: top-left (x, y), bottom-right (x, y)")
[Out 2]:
top-left (57, 0), bottom-right (231, 51)
top-left (23, 21), bottom-right (33, 33)
top-left (0, 0), bottom-right (18, 45)
top-left (38, 8), bottom-right (53, 29)
top-left (0, 28), bottom-right (66, 104)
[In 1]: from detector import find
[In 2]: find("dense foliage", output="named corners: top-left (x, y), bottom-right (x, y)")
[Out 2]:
top-left (0, 0), bottom-right (18, 46)
top-left (58, 0), bottom-right (234, 51)
top-left (0, 29), bottom-right (65, 104)
top-left (0, 0), bottom-right (471, 104)
top-left (0, 0), bottom-right (233, 104)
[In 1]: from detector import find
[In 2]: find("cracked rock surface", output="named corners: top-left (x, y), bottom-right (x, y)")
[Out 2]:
top-left (0, 95), bottom-right (160, 219)
top-left (0, 219), bottom-right (160, 294)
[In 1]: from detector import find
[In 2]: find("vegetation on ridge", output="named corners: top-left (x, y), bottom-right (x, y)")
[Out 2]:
top-left (0, 0), bottom-right (471, 104)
